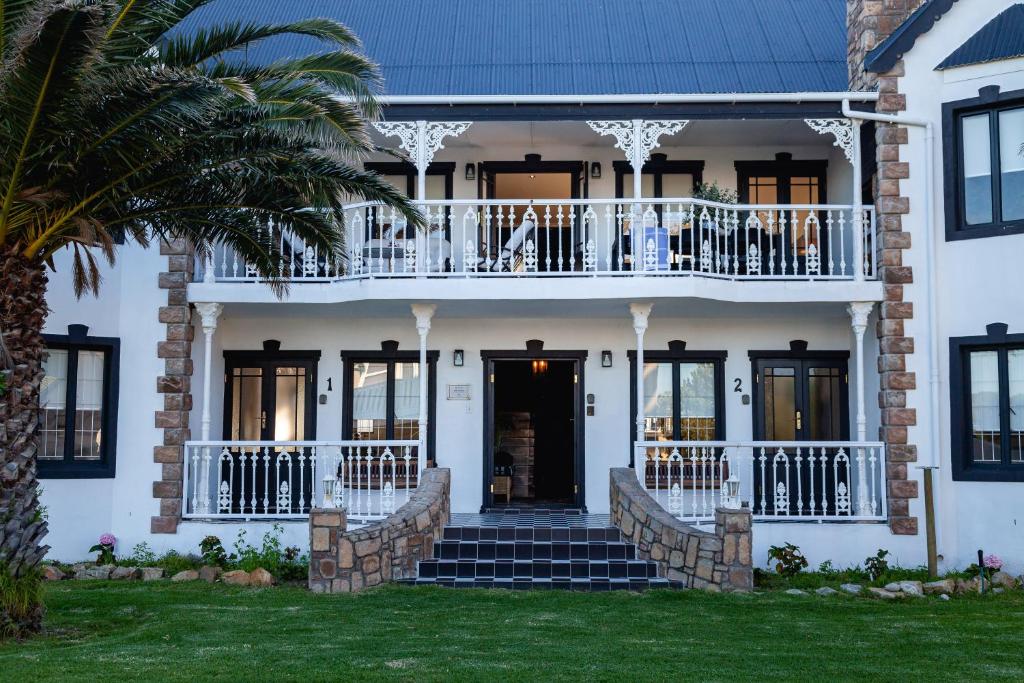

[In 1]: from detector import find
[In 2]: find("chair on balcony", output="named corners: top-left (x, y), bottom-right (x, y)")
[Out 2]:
top-left (477, 219), bottom-right (536, 272)
top-left (363, 221), bottom-right (452, 272)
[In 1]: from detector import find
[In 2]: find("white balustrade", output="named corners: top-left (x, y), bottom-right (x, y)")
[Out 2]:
top-left (182, 440), bottom-right (420, 522)
top-left (635, 440), bottom-right (887, 523)
top-left (194, 199), bottom-right (877, 283)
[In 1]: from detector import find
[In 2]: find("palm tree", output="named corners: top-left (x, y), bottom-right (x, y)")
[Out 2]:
top-left (0, 0), bottom-right (419, 637)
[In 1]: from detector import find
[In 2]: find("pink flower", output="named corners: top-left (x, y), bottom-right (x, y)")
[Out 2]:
top-left (983, 554), bottom-right (1003, 571)
top-left (99, 533), bottom-right (116, 547)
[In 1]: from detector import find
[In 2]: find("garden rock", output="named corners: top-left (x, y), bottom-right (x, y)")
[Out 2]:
top-left (993, 587), bottom-right (1005, 594)
top-left (815, 587), bottom-right (838, 596)
top-left (84, 565), bottom-right (114, 580)
top-left (991, 571), bottom-right (1017, 589)
top-left (868, 587), bottom-right (899, 599)
top-left (784, 589), bottom-right (806, 596)
top-left (249, 568), bottom-right (274, 587)
top-left (939, 594), bottom-right (951, 601)
top-left (171, 569), bottom-right (200, 582)
top-left (222, 570), bottom-right (251, 586)
top-left (840, 583), bottom-right (862, 595)
top-left (42, 566), bottom-right (66, 581)
top-left (883, 582), bottom-right (901, 592)
top-left (923, 579), bottom-right (954, 595)
top-left (897, 581), bottom-right (924, 596)
top-left (199, 566), bottom-right (222, 583)
top-left (141, 567), bottom-right (165, 581)
top-left (111, 566), bottom-right (141, 580)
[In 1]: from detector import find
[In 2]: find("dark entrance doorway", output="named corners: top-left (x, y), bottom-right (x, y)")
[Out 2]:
top-left (483, 353), bottom-right (584, 509)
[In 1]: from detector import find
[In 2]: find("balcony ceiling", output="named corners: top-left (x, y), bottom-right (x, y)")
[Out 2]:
top-left (179, 0), bottom-right (850, 96)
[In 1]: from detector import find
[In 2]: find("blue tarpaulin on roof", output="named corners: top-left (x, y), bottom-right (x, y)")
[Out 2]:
top-left (178, 0), bottom-right (850, 95)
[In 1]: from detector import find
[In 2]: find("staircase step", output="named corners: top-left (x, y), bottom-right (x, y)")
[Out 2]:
top-left (417, 558), bottom-right (658, 581)
top-left (433, 539), bottom-right (636, 561)
top-left (442, 526), bottom-right (621, 543)
top-left (413, 577), bottom-right (672, 591)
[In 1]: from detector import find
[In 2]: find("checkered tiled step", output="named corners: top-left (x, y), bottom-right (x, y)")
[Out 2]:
top-left (414, 511), bottom-right (671, 591)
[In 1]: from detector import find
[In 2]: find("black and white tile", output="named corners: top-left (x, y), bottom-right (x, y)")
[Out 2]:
top-left (415, 510), bottom-right (671, 590)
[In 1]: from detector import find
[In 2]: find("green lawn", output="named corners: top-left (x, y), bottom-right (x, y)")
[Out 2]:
top-left (2, 582), bottom-right (1023, 681)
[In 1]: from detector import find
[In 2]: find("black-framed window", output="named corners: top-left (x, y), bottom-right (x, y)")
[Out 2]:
top-left (943, 87), bottom-right (1024, 240)
top-left (342, 350), bottom-right (438, 463)
top-left (363, 161), bottom-right (455, 241)
top-left (39, 326), bottom-right (119, 478)
top-left (628, 349), bottom-right (727, 446)
top-left (950, 324), bottom-right (1024, 481)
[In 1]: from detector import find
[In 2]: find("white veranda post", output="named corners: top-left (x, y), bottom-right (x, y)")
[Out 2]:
top-left (848, 301), bottom-right (875, 515)
top-left (193, 302), bottom-right (222, 516)
top-left (194, 302), bottom-right (223, 441)
top-left (411, 304), bottom-right (436, 480)
top-left (586, 120), bottom-right (688, 270)
top-left (805, 117), bottom-right (863, 281)
top-left (630, 303), bottom-right (653, 480)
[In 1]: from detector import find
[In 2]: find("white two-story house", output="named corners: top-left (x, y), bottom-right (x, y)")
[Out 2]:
top-left (36, 0), bottom-right (1024, 576)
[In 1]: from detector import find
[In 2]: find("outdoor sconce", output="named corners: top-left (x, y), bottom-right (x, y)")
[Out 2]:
top-left (590, 162), bottom-right (602, 179)
top-left (722, 472), bottom-right (742, 510)
top-left (453, 349), bottom-right (465, 367)
top-left (465, 163), bottom-right (476, 181)
top-left (321, 472), bottom-right (337, 509)
top-left (601, 350), bottom-right (613, 367)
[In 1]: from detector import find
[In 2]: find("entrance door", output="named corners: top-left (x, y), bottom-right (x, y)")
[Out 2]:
top-left (484, 356), bottom-right (583, 508)
top-left (221, 353), bottom-right (318, 514)
top-left (752, 356), bottom-right (849, 514)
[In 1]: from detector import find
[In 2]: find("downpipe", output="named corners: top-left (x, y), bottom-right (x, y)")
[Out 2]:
top-left (842, 100), bottom-right (940, 576)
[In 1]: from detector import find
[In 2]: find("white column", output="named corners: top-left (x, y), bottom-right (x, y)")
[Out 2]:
top-left (411, 304), bottom-right (436, 479)
top-left (414, 120), bottom-right (428, 201)
top-left (848, 301), bottom-right (874, 516)
top-left (630, 303), bottom-right (653, 478)
top-left (631, 119), bottom-right (644, 201)
top-left (195, 302), bottom-right (223, 441)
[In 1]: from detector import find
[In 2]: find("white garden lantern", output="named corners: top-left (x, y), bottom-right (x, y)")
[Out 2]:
top-left (321, 472), bottom-right (337, 509)
top-left (722, 472), bottom-right (742, 510)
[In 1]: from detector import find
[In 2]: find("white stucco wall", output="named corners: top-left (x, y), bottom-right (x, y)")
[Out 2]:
top-left (895, 0), bottom-right (1024, 573)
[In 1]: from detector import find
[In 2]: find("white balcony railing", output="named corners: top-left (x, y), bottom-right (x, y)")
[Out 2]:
top-left (182, 440), bottom-right (421, 521)
top-left (635, 440), bottom-right (887, 523)
top-left (196, 198), bottom-right (877, 284)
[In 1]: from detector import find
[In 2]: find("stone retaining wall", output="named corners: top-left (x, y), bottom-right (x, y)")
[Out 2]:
top-left (308, 468), bottom-right (450, 593)
top-left (609, 468), bottom-right (752, 592)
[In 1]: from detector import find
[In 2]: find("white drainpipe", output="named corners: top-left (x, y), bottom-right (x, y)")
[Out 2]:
top-left (842, 99), bottom-right (940, 570)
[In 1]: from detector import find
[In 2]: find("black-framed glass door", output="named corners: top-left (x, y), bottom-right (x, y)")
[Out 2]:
top-left (220, 352), bottom-right (318, 514)
top-left (752, 356), bottom-right (849, 514)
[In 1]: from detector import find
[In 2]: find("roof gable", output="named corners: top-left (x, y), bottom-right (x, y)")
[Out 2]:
top-left (179, 0), bottom-right (850, 96)
top-left (937, 3), bottom-right (1024, 70)
top-left (865, 0), bottom-right (958, 73)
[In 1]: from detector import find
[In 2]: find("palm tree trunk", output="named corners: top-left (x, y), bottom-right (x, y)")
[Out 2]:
top-left (0, 244), bottom-right (50, 637)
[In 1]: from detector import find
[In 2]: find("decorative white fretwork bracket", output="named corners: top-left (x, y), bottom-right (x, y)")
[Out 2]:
top-left (587, 119), bottom-right (689, 168)
top-left (805, 118), bottom-right (856, 164)
top-left (373, 121), bottom-right (473, 171)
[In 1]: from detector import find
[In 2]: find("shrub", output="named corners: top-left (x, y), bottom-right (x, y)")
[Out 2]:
top-left (155, 551), bottom-right (202, 575)
top-left (126, 542), bottom-right (157, 566)
top-left (199, 536), bottom-right (228, 568)
top-left (768, 543), bottom-right (808, 577)
top-left (0, 564), bottom-right (44, 641)
top-left (89, 533), bottom-right (117, 565)
top-left (864, 549), bottom-right (890, 581)
top-left (231, 526), bottom-right (308, 581)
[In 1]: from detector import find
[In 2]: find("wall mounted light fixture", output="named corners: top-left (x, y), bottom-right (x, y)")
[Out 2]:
top-left (590, 162), bottom-right (602, 179)
top-left (465, 163), bottom-right (476, 181)
top-left (601, 350), bottom-right (613, 367)
top-left (453, 349), bottom-right (465, 367)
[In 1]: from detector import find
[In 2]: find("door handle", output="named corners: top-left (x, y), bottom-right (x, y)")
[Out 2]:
top-left (261, 411), bottom-right (267, 429)
top-left (795, 410), bottom-right (802, 430)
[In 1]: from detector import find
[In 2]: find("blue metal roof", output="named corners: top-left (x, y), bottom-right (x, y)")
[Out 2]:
top-left (179, 0), bottom-right (851, 96)
top-left (937, 4), bottom-right (1024, 70)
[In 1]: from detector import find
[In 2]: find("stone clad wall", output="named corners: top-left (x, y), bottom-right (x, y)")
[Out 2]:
top-left (309, 468), bottom-right (450, 593)
top-left (609, 468), bottom-right (752, 592)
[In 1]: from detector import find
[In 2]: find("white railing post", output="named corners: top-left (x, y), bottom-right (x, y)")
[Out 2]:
top-left (412, 304), bottom-right (436, 481)
top-left (848, 301), bottom-right (875, 515)
top-left (630, 303), bottom-right (653, 480)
